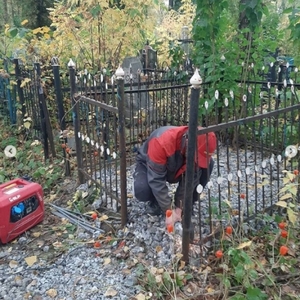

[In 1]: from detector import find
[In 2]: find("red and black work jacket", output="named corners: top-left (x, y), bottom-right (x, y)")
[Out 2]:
top-left (136, 126), bottom-right (193, 211)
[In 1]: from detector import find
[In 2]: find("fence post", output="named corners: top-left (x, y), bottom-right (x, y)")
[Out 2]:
top-left (116, 66), bottom-right (128, 226)
top-left (51, 57), bottom-right (70, 176)
top-left (68, 59), bottom-right (84, 184)
top-left (181, 69), bottom-right (202, 263)
top-left (34, 62), bottom-right (57, 159)
top-left (13, 58), bottom-right (26, 118)
top-left (3, 59), bottom-right (16, 124)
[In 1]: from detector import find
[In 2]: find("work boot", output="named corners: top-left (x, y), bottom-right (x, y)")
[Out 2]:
top-left (145, 200), bottom-right (162, 216)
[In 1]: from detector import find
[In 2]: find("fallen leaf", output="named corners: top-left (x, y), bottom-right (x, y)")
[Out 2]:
top-left (155, 245), bottom-right (162, 253)
top-left (32, 232), bottom-right (41, 238)
top-left (155, 274), bottom-right (162, 283)
top-left (118, 240), bottom-right (126, 248)
top-left (46, 289), bottom-right (58, 298)
top-left (135, 293), bottom-right (146, 300)
top-left (236, 240), bottom-right (252, 249)
top-left (103, 257), bottom-right (111, 265)
top-left (123, 246), bottom-right (129, 252)
top-left (9, 260), bottom-right (18, 268)
top-left (53, 241), bottom-right (63, 248)
top-left (127, 193), bottom-right (133, 198)
top-left (25, 256), bottom-right (37, 267)
top-left (100, 215), bottom-right (109, 221)
top-left (104, 287), bottom-right (118, 297)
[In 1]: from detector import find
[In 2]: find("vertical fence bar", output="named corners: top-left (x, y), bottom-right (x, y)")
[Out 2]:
top-left (34, 62), bottom-right (56, 159)
top-left (116, 66), bottom-right (128, 226)
top-left (68, 59), bottom-right (85, 184)
top-left (14, 58), bottom-right (26, 118)
top-left (51, 57), bottom-right (70, 176)
top-left (34, 62), bottom-right (49, 160)
top-left (182, 69), bottom-right (202, 263)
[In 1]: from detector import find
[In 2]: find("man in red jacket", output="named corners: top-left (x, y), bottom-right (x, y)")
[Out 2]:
top-left (132, 126), bottom-right (216, 225)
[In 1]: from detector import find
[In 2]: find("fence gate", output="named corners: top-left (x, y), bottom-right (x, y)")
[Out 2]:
top-left (70, 66), bottom-right (127, 226)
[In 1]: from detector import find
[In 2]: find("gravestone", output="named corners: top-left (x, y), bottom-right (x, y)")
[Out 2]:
top-left (121, 56), bottom-right (154, 128)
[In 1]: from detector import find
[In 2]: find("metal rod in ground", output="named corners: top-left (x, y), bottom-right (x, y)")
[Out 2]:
top-left (51, 211), bottom-right (96, 233)
top-left (49, 204), bottom-right (104, 233)
top-left (49, 205), bottom-right (99, 230)
top-left (51, 209), bottom-right (104, 234)
top-left (182, 70), bottom-right (201, 263)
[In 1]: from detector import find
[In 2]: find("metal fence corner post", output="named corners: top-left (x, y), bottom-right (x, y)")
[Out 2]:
top-left (116, 66), bottom-right (128, 226)
top-left (68, 59), bottom-right (84, 184)
top-left (51, 57), bottom-right (70, 176)
top-left (182, 68), bottom-right (202, 263)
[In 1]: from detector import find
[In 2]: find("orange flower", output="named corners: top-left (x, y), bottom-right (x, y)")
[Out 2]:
top-left (166, 210), bottom-right (172, 218)
top-left (278, 222), bottom-right (286, 230)
top-left (279, 245), bottom-right (288, 256)
top-left (94, 241), bottom-right (101, 248)
top-left (281, 230), bottom-right (288, 238)
top-left (225, 226), bottom-right (233, 235)
top-left (293, 170), bottom-right (299, 176)
top-left (167, 224), bottom-right (173, 233)
top-left (215, 250), bottom-right (223, 258)
top-left (91, 212), bottom-right (97, 220)
top-left (240, 193), bottom-right (246, 199)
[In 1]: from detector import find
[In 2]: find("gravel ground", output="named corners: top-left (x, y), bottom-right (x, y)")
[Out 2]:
top-left (0, 145), bottom-right (291, 300)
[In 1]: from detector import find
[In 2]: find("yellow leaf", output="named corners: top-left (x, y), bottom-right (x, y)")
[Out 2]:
top-left (135, 293), bottom-right (146, 300)
top-left (32, 27), bottom-right (42, 34)
top-left (104, 287), bottom-right (118, 297)
top-left (283, 177), bottom-right (290, 185)
top-left (155, 274), bottom-right (162, 283)
top-left (287, 172), bottom-right (294, 181)
top-left (42, 26), bottom-right (50, 33)
top-left (46, 289), bottom-right (57, 298)
top-left (287, 208), bottom-right (297, 225)
top-left (276, 200), bottom-right (288, 207)
top-left (280, 193), bottom-right (293, 201)
top-left (21, 19), bottom-right (28, 25)
top-left (99, 215), bottom-right (109, 221)
top-left (24, 121), bottom-right (31, 129)
top-left (44, 33), bottom-right (50, 39)
top-left (20, 78), bottom-right (31, 88)
top-left (25, 256), bottom-right (37, 267)
top-left (207, 287), bottom-right (215, 293)
top-left (290, 186), bottom-right (297, 196)
top-left (224, 199), bottom-right (231, 208)
top-left (32, 232), bottom-right (41, 237)
top-left (9, 260), bottom-right (18, 268)
top-left (236, 240), bottom-right (252, 249)
top-left (103, 257), bottom-right (111, 265)
top-left (156, 245), bottom-right (162, 253)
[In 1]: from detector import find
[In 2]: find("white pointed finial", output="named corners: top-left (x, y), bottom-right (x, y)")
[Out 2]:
top-left (68, 59), bottom-right (75, 68)
top-left (190, 68), bottom-right (202, 88)
top-left (115, 65), bottom-right (125, 78)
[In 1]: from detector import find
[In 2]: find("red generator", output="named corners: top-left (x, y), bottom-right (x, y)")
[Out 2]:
top-left (0, 178), bottom-right (45, 244)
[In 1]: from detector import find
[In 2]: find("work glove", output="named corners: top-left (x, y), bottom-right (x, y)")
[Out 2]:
top-left (165, 207), bottom-right (182, 229)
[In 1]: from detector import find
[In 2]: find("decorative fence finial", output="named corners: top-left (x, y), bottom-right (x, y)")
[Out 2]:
top-left (190, 68), bottom-right (202, 88)
top-left (68, 59), bottom-right (76, 68)
top-left (115, 65), bottom-right (125, 79)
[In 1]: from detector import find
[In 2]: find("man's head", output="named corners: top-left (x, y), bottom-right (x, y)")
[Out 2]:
top-left (196, 131), bottom-right (217, 168)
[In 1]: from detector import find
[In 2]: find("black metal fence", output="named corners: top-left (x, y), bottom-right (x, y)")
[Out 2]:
top-left (1, 54), bottom-right (300, 259)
